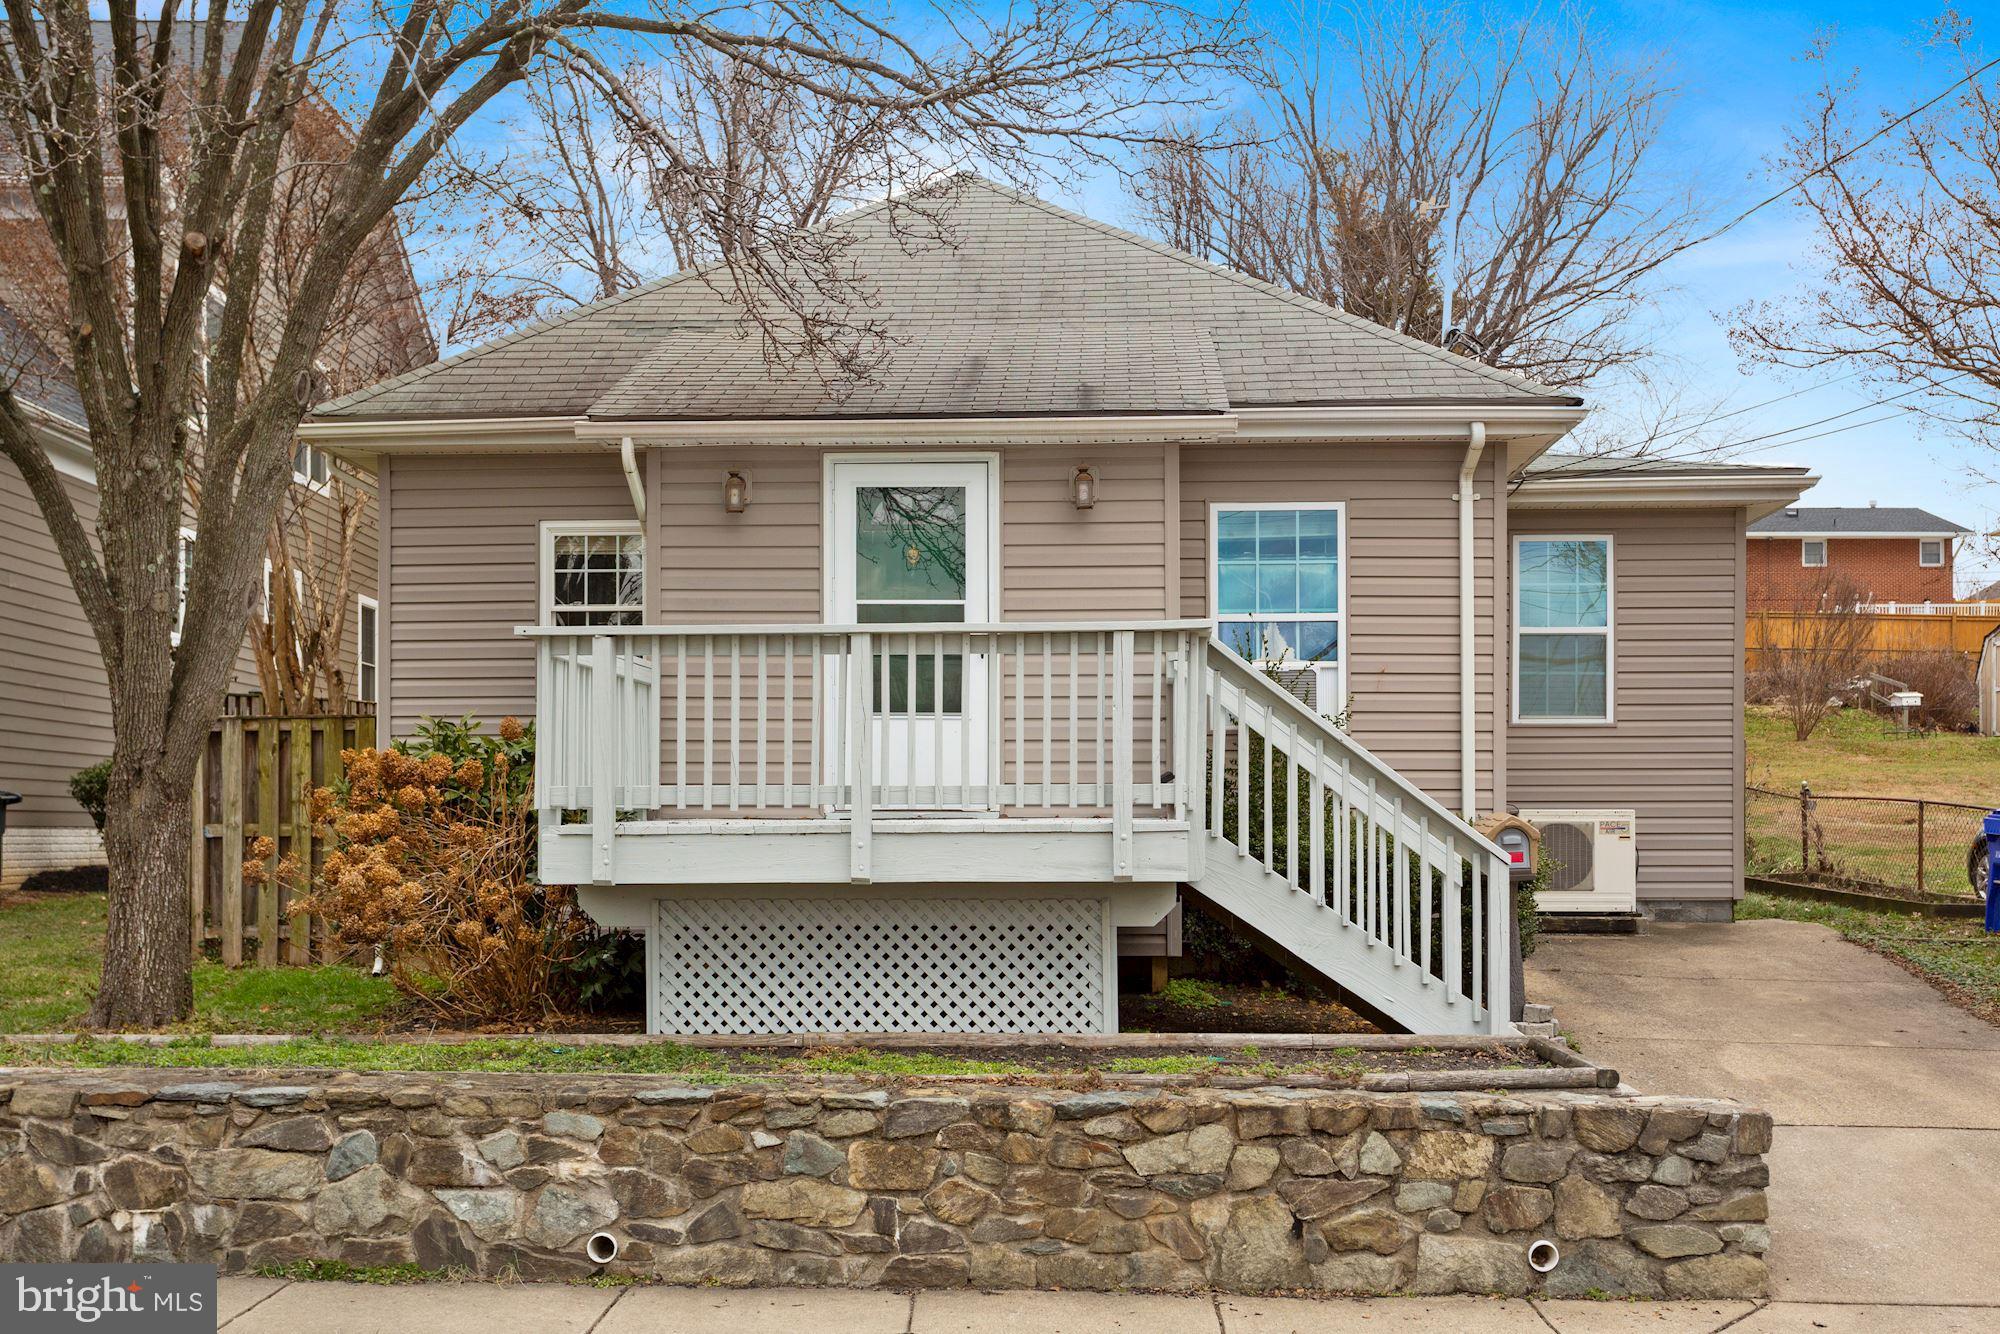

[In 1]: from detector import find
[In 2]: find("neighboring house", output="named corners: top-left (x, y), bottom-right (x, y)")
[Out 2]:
top-left (0, 298), bottom-right (423, 889)
top-left (0, 95), bottom-right (431, 888)
top-left (303, 177), bottom-right (1814, 1036)
top-left (1747, 505), bottom-right (1971, 610)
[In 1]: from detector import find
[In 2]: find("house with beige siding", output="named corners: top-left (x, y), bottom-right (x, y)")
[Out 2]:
top-left (302, 178), bottom-right (1814, 1037)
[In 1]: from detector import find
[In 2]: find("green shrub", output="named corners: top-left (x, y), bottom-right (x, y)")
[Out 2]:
top-left (560, 930), bottom-right (646, 1013)
top-left (68, 760), bottom-right (111, 831)
top-left (1158, 977), bottom-right (1224, 1008)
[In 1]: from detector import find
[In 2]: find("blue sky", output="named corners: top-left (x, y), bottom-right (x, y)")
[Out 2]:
top-left (1051, 0), bottom-right (2000, 587)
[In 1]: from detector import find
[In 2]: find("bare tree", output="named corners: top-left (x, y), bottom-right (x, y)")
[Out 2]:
top-left (1729, 13), bottom-right (2000, 449)
top-left (0, 0), bottom-right (1252, 1027)
top-left (1749, 576), bottom-right (1874, 741)
top-left (1130, 3), bottom-right (1701, 389)
top-left (440, 43), bottom-right (925, 344)
top-left (251, 475), bottom-right (367, 717)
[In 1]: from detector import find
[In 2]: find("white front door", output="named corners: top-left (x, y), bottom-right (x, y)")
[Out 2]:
top-left (827, 458), bottom-right (995, 808)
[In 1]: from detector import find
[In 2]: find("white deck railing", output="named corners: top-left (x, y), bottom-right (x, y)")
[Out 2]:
top-left (518, 621), bottom-right (1213, 879)
top-left (519, 621), bottom-right (1513, 1030)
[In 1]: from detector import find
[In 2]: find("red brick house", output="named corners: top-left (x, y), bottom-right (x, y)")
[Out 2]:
top-left (1747, 505), bottom-right (1972, 611)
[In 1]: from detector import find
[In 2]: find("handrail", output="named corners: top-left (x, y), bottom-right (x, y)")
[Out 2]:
top-left (1198, 641), bottom-right (1514, 1032)
top-left (516, 618), bottom-right (1217, 638)
top-left (1206, 641), bottom-right (1506, 860)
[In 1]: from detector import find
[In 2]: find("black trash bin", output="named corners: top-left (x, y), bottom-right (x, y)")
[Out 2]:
top-left (0, 790), bottom-right (21, 887)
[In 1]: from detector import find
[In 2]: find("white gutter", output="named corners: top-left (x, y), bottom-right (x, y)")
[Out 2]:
top-left (619, 435), bottom-right (646, 522)
top-left (1458, 423), bottom-right (1486, 818)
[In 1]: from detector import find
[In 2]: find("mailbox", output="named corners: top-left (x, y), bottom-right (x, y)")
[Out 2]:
top-left (1474, 813), bottom-right (1542, 884)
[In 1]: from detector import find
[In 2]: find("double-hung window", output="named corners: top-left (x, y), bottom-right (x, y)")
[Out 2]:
top-left (540, 521), bottom-right (645, 626)
top-left (1514, 536), bottom-right (1613, 723)
top-left (1800, 539), bottom-right (1827, 568)
top-left (356, 596), bottom-right (379, 703)
top-left (1919, 539), bottom-right (1945, 568)
top-left (1212, 503), bottom-right (1344, 708)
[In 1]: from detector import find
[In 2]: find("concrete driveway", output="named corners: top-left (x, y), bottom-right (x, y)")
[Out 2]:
top-left (1528, 918), bottom-right (2000, 1320)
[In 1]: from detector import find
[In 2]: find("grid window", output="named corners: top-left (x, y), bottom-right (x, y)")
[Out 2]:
top-left (1213, 504), bottom-right (1343, 708)
top-left (1515, 537), bottom-right (1612, 722)
top-left (543, 525), bottom-right (644, 626)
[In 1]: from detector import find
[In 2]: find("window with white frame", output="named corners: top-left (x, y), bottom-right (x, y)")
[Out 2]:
top-left (1919, 539), bottom-right (1945, 567)
top-left (1801, 539), bottom-right (1827, 568)
top-left (292, 441), bottom-right (331, 488)
top-left (1515, 536), bottom-right (1613, 723)
top-left (1211, 504), bottom-right (1344, 707)
top-left (171, 528), bottom-right (198, 646)
top-left (541, 521), bottom-right (645, 626)
top-left (356, 596), bottom-right (379, 702)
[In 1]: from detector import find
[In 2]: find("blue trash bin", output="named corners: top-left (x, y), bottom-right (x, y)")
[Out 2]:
top-left (1986, 811), bottom-right (2000, 934)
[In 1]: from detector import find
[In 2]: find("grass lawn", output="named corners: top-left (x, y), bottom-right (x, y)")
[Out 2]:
top-left (1746, 705), bottom-right (2000, 805)
top-left (1739, 890), bottom-right (2000, 1025)
top-left (0, 891), bottom-right (399, 1034)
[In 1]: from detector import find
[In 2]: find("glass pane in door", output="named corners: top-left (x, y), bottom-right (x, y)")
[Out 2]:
top-left (856, 486), bottom-right (968, 714)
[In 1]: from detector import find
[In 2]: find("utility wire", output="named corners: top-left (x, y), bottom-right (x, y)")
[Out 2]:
top-left (1518, 57), bottom-right (2000, 483)
top-left (1664, 52), bottom-right (2000, 259)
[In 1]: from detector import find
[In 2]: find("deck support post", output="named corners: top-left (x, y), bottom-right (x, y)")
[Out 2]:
top-left (1111, 630), bottom-right (1135, 879)
top-left (849, 632), bottom-right (873, 882)
top-left (591, 634), bottom-right (617, 884)
top-left (1484, 851), bottom-right (1514, 1032)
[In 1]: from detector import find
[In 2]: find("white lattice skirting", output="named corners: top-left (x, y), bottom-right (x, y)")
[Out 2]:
top-left (651, 895), bottom-right (1111, 1034)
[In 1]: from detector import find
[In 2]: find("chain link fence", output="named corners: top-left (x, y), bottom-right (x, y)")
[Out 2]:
top-left (1747, 784), bottom-right (1989, 901)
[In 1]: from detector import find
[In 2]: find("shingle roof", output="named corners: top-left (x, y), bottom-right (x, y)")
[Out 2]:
top-left (1748, 506), bottom-right (1971, 536)
top-left (0, 300), bottom-right (84, 428)
top-left (315, 177), bottom-right (1576, 424)
top-left (1523, 452), bottom-right (1813, 479)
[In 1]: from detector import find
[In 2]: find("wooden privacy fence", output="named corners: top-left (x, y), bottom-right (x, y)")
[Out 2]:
top-left (1745, 609), bottom-right (2000, 672)
top-left (189, 709), bottom-right (375, 965)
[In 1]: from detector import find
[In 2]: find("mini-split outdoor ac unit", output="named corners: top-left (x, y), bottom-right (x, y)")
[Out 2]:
top-left (1517, 809), bottom-right (1639, 914)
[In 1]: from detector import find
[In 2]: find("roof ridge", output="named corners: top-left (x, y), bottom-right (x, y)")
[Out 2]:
top-left (956, 178), bottom-right (1576, 404)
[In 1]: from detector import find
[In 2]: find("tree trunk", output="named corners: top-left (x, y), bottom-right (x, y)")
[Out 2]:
top-left (89, 769), bottom-right (196, 1028)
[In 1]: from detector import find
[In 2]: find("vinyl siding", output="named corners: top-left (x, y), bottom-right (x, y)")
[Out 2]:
top-left (1506, 506), bottom-right (1747, 904)
top-left (0, 459), bottom-right (113, 833)
top-left (3, 457), bottom-right (382, 847)
top-left (1178, 441), bottom-right (1499, 812)
top-left (383, 454), bottom-right (636, 737)
top-left (651, 444), bottom-right (1169, 623)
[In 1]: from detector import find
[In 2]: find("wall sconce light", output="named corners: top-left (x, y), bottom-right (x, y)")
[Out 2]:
top-left (1071, 466), bottom-right (1097, 510)
top-left (723, 470), bottom-right (750, 513)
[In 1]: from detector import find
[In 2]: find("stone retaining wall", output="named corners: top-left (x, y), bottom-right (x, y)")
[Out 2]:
top-left (0, 1070), bottom-right (1771, 1298)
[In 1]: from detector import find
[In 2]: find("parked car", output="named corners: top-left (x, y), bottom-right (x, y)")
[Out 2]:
top-left (1971, 830), bottom-right (1990, 903)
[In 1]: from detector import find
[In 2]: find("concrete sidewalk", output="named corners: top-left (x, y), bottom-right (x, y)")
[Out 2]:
top-left (1529, 918), bottom-right (2000, 1315)
top-left (212, 1280), bottom-right (2000, 1332)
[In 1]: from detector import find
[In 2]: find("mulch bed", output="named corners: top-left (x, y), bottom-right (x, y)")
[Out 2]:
top-left (1121, 981), bottom-right (1382, 1035)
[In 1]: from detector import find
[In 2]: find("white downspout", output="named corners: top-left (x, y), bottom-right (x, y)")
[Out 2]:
top-left (1457, 422), bottom-right (1487, 818)
top-left (620, 434), bottom-right (646, 522)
